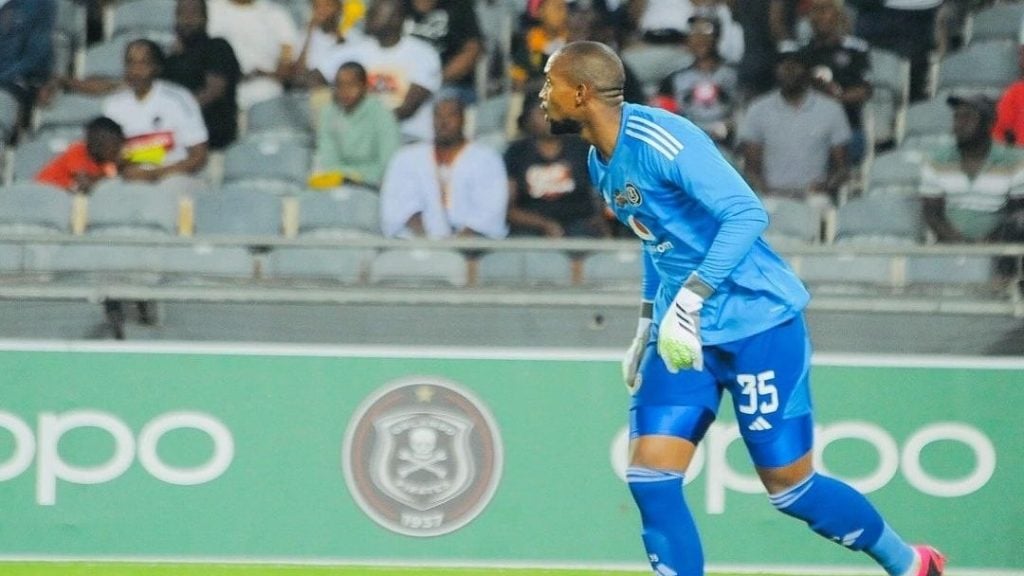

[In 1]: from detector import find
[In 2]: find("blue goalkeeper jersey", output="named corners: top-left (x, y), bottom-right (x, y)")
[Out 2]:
top-left (588, 103), bottom-right (810, 345)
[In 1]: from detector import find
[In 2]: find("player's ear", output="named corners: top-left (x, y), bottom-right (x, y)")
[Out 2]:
top-left (575, 83), bottom-right (586, 106)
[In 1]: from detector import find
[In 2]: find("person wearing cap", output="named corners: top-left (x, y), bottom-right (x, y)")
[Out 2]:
top-left (738, 40), bottom-right (851, 206)
top-left (920, 93), bottom-right (1024, 255)
top-left (993, 35), bottom-right (1024, 148)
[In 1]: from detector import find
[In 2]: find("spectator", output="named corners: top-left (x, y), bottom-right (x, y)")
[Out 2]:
top-left (311, 61), bottom-right (401, 189)
top-left (738, 42), bottom-right (850, 205)
top-left (207, 0), bottom-right (299, 109)
top-left (566, 7), bottom-right (646, 104)
top-left (627, 0), bottom-right (744, 63)
top-left (733, 0), bottom-right (796, 99)
top-left (404, 0), bottom-right (484, 104)
top-left (317, 0), bottom-right (442, 143)
top-left (510, 0), bottom-right (570, 91)
top-left (0, 0), bottom-right (56, 135)
top-left (993, 38), bottom-right (1024, 148)
top-left (920, 94), bottom-right (1024, 262)
top-left (380, 98), bottom-right (508, 238)
top-left (293, 0), bottom-right (366, 87)
top-left (103, 39), bottom-right (209, 183)
top-left (505, 93), bottom-right (608, 237)
top-left (653, 14), bottom-right (739, 147)
top-left (849, 0), bottom-right (940, 102)
top-left (164, 0), bottom-right (242, 151)
top-left (800, 0), bottom-right (871, 165)
top-left (35, 116), bottom-right (124, 194)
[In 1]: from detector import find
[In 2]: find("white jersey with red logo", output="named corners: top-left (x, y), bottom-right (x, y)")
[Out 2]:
top-left (103, 80), bottom-right (209, 167)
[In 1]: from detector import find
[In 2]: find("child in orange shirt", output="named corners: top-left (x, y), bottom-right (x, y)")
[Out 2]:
top-left (36, 116), bottom-right (124, 193)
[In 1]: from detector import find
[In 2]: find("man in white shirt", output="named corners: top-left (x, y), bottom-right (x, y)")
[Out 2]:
top-left (380, 98), bottom-right (508, 238)
top-left (102, 39), bottom-right (209, 182)
top-left (207, 0), bottom-right (299, 109)
top-left (316, 0), bottom-right (441, 142)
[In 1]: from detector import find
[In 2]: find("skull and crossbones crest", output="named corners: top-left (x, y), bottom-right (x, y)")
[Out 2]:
top-left (397, 427), bottom-right (448, 479)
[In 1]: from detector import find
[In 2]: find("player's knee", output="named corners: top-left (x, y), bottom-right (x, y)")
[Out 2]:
top-left (629, 435), bottom-right (697, 471)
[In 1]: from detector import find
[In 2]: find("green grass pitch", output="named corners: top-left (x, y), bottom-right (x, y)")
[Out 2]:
top-left (0, 564), bottom-right (802, 576)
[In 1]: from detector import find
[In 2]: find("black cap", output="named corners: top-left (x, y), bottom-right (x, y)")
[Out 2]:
top-left (947, 93), bottom-right (996, 124)
top-left (776, 40), bottom-right (805, 64)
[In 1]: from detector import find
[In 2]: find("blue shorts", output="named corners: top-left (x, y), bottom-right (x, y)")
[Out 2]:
top-left (629, 314), bottom-right (814, 468)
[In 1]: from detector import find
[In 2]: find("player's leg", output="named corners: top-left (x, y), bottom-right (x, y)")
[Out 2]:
top-left (627, 338), bottom-right (721, 576)
top-left (722, 314), bottom-right (943, 576)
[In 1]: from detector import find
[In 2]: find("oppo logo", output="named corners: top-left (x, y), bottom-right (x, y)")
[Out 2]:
top-left (610, 420), bottom-right (997, 514)
top-left (0, 410), bottom-right (234, 505)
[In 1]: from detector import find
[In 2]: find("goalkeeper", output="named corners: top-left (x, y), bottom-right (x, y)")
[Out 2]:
top-left (539, 41), bottom-right (945, 576)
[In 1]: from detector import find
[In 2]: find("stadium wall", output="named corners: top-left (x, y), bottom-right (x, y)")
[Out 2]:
top-left (0, 342), bottom-right (1020, 573)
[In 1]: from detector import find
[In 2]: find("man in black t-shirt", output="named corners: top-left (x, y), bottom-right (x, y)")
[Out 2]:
top-left (404, 0), bottom-right (483, 103)
top-left (504, 95), bottom-right (609, 238)
top-left (163, 0), bottom-right (243, 150)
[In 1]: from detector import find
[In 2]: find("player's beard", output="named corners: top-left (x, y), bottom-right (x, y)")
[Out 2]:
top-left (548, 117), bottom-right (583, 135)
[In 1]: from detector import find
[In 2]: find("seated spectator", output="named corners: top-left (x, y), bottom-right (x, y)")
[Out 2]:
top-left (0, 0), bottom-right (56, 137)
top-left (733, 0), bottom-right (796, 100)
top-left (311, 61), bottom-right (401, 189)
top-left (629, 0), bottom-right (744, 63)
top-left (739, 42), bottom-right (850, 205)
top-left (800, 0), bottom-right (871, 165)
top-left (207, 0), bottom-right (299, 109)
top-left (511, 0), bottom-right (570, 91)
top-left (993, 39), bottom-right (1024, 148)
top-left (164, 0), bottom-right (243, 151)
top-left (293, 0), bottom-right (366, 87)
top-left (505, 93), bottom-right (608, 237)
top-left (36, 116), bottom-right (124, 194)
top-left (653, 14), bottom-right (738, 147)
top-left (380, 98), bottom-right (508, 238)
top-left (405, 0), bottom-right (483, 104)
top-left (317, 0), bottom-right (441, 142)
top-left (920, 94), bottom-right (1024, 269)
top-left (566, 7), bottom-right (646, 104)
top-left (103, 39), bottom-right (209, 183)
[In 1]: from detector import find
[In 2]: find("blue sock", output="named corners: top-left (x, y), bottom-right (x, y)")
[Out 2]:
top-left (770, 473), bottom-right (914, 575)
top-left (627, 467), bottom-right (703, 576)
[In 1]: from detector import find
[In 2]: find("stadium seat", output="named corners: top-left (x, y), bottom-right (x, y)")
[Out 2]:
top-left (0, 243), bottom-right (23, 274)
top-left (796, 253), bottom-right (896, 295)
top-left (296, 186), bottom-right (380, 236)
top-left (82, 33), bottom-right (174, 79)
top-left (905, 255), bottom-right (998, 297)
top-left (109, 0), bottom-right (176, 40)
top-left (968, 3), bottom-right (1024, 45)
top-left (34, 92), bottom-right (103, 134)
top-left (835, 194), bottom-right (923, 244)
top-left (475, 131), bottom-right (509, 154)
top-left (470, 93), bottom-right (510, 136)
top-left (265, 247), bottom-right (376, 285)
top-left (87, 180), bottom-right (181, 236)
top-left (23, 243), bottom-right (162, 285)
top-left (762, 197), bottom-right (821, 246)
top-left (581, 249), bottom-right (643, 290)
top-left (222, 132), bottom-right (313, 188)
top-left (903, 96), bottom-right (952, 143)
top-left (193, 183), bottom-right (284, 236)
top-left (937, 40), bottom-right (1019, 93)
top-left (0, 182), bottom-right (73, 234)
top-left (475, 249), bottom-right (574, 287)
top-left (621, 44), bottom-right (693, 97)
top-left (158, 245), bottom-right (256, 285)
top-left (866, 151), bottom-right (921, 193)
top-left (369, 248), bottom-right (469, 287)
top-left (10, 130), bottom-right (80, 182)
top-left (246, 92), bottom-right (313, 135)
top-left (866, 48), bottom-right (910, 145)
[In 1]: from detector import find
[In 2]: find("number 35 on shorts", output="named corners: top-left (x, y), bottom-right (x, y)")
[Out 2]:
top-left (737, 370), bottom-right (779, 415)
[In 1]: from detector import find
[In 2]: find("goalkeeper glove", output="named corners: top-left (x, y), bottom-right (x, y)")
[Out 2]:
top-left (657, 273), bottom-right (712, 373)
top-left (622, 312), bottom-right (652, 394)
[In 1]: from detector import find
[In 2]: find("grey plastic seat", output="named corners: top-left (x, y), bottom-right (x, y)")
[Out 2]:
top-left (222, 133), bottom-right (313, 188)
top-left (82, 33), bottom-right (174, 79)
top-left (867, 151), bottom-right (921, 192)
top-left (937, 40), bottom-right (1019, 93)
top-left (23, 243), bottom-right (162, 285)
top-left (297, 186), bottom-right (380, 236)
top-left (969, 3), bottom-right (1024, 45)
top-left (0, 90), bottom-right (19, 143)
top-left (193, 184), bottom-right (283, 236)
top-left (476, 250), bottom-right (574, 287)
top-left (158, 245), bottom-right (256, 285)
top-left (797, 253), bottom-right (896, 295)
top-left (0, 243), bottom-right (23, 274)
top-left (835, 194), bottom-right (923, 244)
top-left (581, 249), bottom-right (643, 290)
top-left (87, 180), bottom-right (180, 236)
top-left (621, 45), bottom-right (694, 96)
top-left (0, 182), bottom-right (73, 234)
top-left (866, 48), bottom-right (910, 144)
top-left (903, 96), bottom-right (952, 142)
top-left (762, 197), bottom-right (820, 246)
top-left (905, 255), bottom-right (997, 297)
top-left (110, 0), bottom-right (176, 40)
top-left (34, 92), bottom-right (104, 133)
top-left (369, 248), bottom-right (468, 287)
top-left (471, 94), bottom-right (509, 136)
top-left (11, 130), bottom-right (80, 182)
top-left (265, 247), bottom-right (376, 285)
top-left (246, 92), bottom-right (313, 135)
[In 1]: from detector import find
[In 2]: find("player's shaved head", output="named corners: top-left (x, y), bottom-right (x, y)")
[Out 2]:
top-left (548, 41), bottom-right (625, 104)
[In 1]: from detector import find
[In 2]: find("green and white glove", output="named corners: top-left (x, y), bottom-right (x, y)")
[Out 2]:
top-left (657, 273), bottom-right (712, 373)
top-left (622, 313), bottom-right (652, 394)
